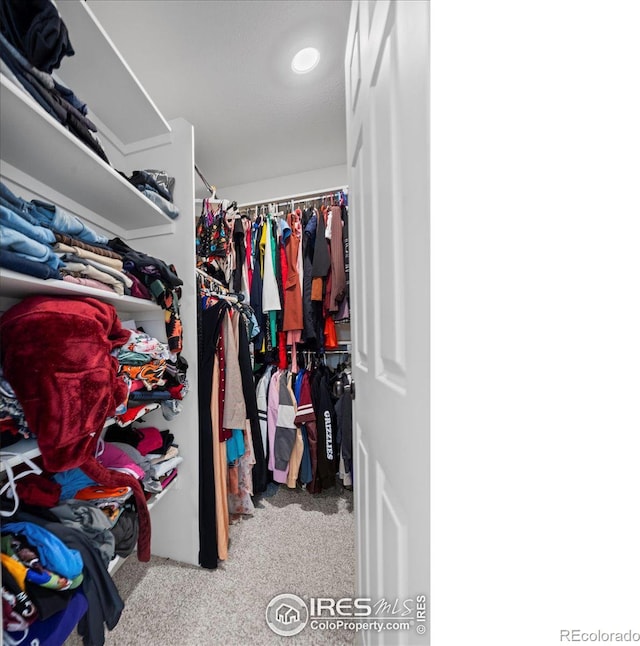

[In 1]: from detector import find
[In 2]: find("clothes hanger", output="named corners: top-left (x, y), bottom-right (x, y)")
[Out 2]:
top-left (196, 267), bottom-right (244, 303)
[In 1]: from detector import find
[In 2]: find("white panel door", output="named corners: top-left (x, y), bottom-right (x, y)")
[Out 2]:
top-left (345, 1), bottom-right (430, 644)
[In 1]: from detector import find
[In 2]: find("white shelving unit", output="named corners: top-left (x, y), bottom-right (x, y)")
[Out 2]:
top-left (0, 0), bottom-right (199, 567)
top-left (0, 439), bottom-right (40, 470)
top-left (55, 0), bottom-right (171, 148)
top-left (0, 75), bottom-right (174, 239)
top-left (147, 478), bottom-right (178, 512)
top-left (0, 268), bottom-right (162, 313)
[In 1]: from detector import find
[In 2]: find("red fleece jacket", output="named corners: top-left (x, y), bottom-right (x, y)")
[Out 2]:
top-left (0, 295), bottom-right (152, 561)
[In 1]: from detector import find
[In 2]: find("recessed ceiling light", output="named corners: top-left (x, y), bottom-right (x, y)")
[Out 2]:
top-left (291, 47), bottom-right (320, 74)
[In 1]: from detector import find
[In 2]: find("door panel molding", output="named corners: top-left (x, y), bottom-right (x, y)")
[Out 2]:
top-left (345, 1), bottom-right (429, 642)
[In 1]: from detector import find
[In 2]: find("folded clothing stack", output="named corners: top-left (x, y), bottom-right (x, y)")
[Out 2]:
top-left (0, 0), bottom-right (110, 163)
top-left (114, 327), bottom-right (189, 424)
top-left (108, 236), bottom-right (185, 354)
top-left (1, 182), bottom-right (65, 278)
top-left (0, 181), bottom-right (113, 283)
top-left (126, 169), bottom-right (180, 220)
top-left (54, 239), bottom-right (132, 297)
top-left (0, 181), bottom-right (186, 360)
top-left (102, 425), bottom-right (181, 494)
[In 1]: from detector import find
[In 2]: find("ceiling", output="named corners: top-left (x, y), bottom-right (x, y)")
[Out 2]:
top-left (88, 0), bottom-right (351, 198)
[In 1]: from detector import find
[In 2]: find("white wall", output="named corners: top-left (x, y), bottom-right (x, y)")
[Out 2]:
top-left (433, 2), bottom-right (640, 645)
top-left (121, 118), bottom-right (200, 566)
top-left (215, 163), bottom-right (347, 204)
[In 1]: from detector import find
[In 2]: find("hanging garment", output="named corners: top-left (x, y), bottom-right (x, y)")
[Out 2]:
top-left (294, 371), bottom-right (319, 491)
top-left (240, 217), bottom-right (251, 303)
top-left (261, 215), bottom-right (281, 313)
top-left (256, 366), bottom-right (274, 463)
top-left (197, 300), bottom-right (226, 569)
top-left (260, 215), bottom-right (281, 350)
top-left (299, 426), bottom-right (313, 485)
top-left (293, 370), bottom-right (312, 484)
top-left (283, 210), bottom-right (304, 332)
top-left (225, 428), bottom-right (245, 463)
top-left (231, 215), bottom-right (245, 294)
top-left (312, 206), bottom-right (331, 278)
top-left (212, 350), bottom-right (229, 560)
top-left (245, 218), bottom-right (253, 293)
top-left (301, 209), bottom-right (318, 344)
top-left (336, 390), bottom-right (353, 476)
top-left (284, 372), bottom-right (303, 488)
top-left (328, 205), bottom-right (347, 312)
top-left (296, 211), bottom-right (304, 298)
top-left (222, 309), bottom-right (247, 432)
top-left (324, 316), bottom-right (339, 349)
top-left (341, 204), bottom-right (350, 297)
top-left (228, 420), bottom-right (256, 518)
top-left (267, 370), bottom-right (288, 484)
top-left (196, 199), bottom-right (228, 260)
top-left (338, 454), bottom-right (353, 488)
top-left (273, 371), bottom-right (298, 479)
top-left (286, 428), bottom-right (304, 489)
top-left (311, 367), bottom-right (339, 492)
top-left (237, 318), bottom-right (267, 494)
top-left (277, 224), bottom-right (287, 335)
top-left (311, 206), bottom-right (330, 305)
top-left (335, 293), bottom-right (350, 322)
top-left (249, 220), bottom-right (265, 351)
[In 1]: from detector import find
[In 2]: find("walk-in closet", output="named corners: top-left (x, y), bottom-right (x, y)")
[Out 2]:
top-left (3, 0), bottom-right (633, 645)
top-left (1, 1), bottom-right (429, 645)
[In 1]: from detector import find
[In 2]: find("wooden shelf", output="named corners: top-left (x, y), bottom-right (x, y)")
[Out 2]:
top-left (0, 268), bottom-right (161, 314)
top-left (56, 0), bottom-right (171, 146)
top-left (0, 74), bottom-right (173, 234)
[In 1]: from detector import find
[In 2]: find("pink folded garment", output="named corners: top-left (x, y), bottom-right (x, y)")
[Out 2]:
top-left (62, 275), bottom-right (117, 293)
top-left (160, 469), bottom-right (178, 489)
top-left (98, 443), bottom-right (145, 480)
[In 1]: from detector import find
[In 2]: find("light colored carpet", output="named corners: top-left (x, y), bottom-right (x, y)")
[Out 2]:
top-left (67, 485), bottom-right (356, 645)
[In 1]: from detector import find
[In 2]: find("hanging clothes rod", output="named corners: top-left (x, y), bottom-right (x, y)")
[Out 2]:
top-left (194, 164), bottom-right (216, 197)
top-left (276, 192), bottom-right (340, 207)
top-left (320, 346), bottom-right (352, 354)
top-left (237, 185), bottom-right (347, 211)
